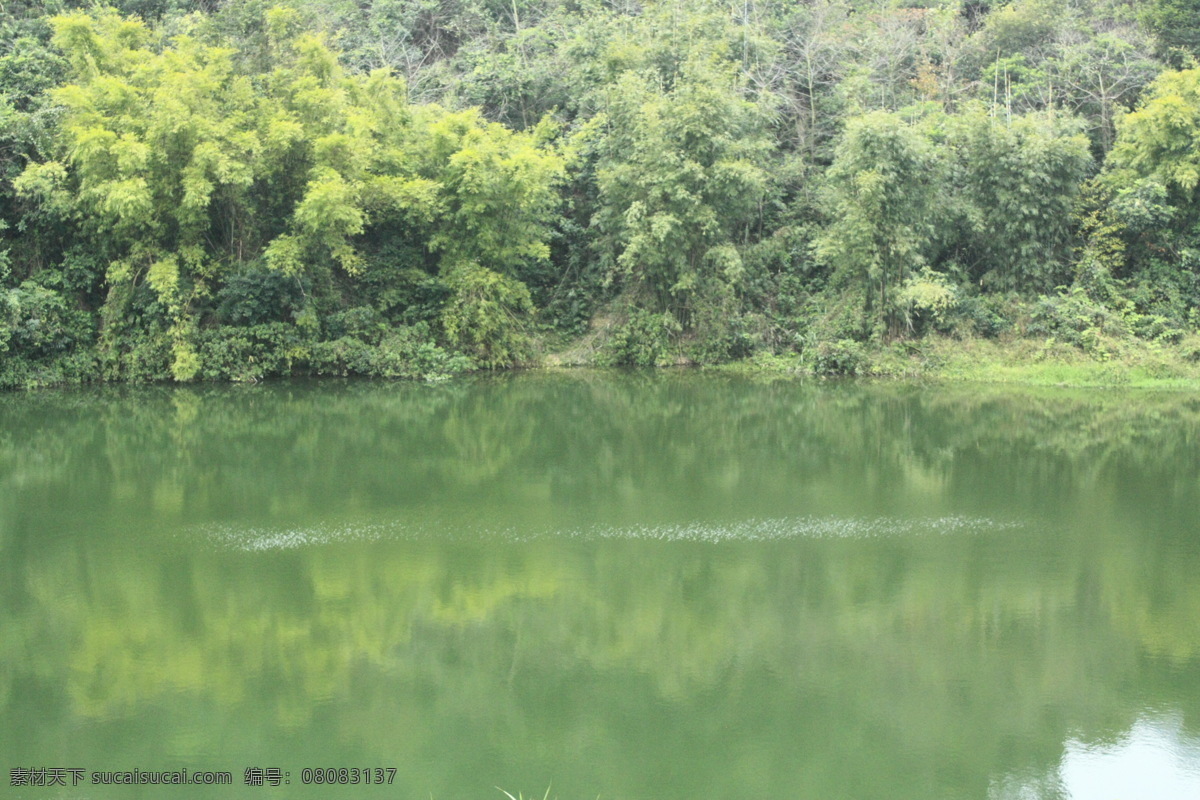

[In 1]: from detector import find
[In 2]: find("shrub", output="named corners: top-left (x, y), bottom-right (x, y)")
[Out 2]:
top-left (440, 263), bottom-right (535, 369)
top-left (1, 281), bottom-right (91, 359)
top-left (1130, 313), bottom-right (1185, 344)
top-left (810, 339), bottom-right (867, 376)
top-left (599, 308), bottom-right (682, 366)
top-left (0, 281), bottom-right (100, 388)
top-left (324, 305), bottom-right (387, 343)
top-left (309, 323), bottom-right (471, 381)
top-left (197, 322), bottom-right (309, 382)
top-left (107, 328), bottom-right (173, 383)
top-left (956, 293), bottom-right (1021, 339)
top-left (216, 267), bottom-right (307, 326)
top-left (804, 288), bottom-right (873, 345)
top-left (894, 268), bottom-right (957, 335)
top-left (1029, 286), bottom-right (1129, 354)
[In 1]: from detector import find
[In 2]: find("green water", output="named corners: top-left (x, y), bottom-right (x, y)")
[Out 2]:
top-left (2, 372), bottom-right (1198, 800)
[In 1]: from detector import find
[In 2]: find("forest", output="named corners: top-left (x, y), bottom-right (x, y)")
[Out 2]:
top-left (4, 0), bottom-right (1200, 387)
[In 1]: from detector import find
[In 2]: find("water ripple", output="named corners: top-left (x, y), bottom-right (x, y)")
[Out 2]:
top-left (193, 514), bottom-right (1024, 551)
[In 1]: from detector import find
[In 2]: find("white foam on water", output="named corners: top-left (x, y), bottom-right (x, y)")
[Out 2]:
top-left (193, 514), bottom-right (1022, 552)
top-left (569, 514), bottom-right (1022, 543)
top-left (197, 519), bottom-right (430, 551)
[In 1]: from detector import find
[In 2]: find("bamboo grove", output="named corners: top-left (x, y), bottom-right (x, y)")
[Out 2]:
top-left (4, 0), bottom-right (1200, 386)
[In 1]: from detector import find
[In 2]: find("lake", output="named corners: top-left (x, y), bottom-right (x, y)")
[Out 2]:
top-left (2, 372), bottom-right (1198, 799)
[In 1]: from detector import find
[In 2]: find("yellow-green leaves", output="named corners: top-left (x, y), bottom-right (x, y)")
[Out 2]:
top-left (294, 167), bottom-right (365, 273)
top-left (12, 161), bottom-right (72, 218)
top-left (395, 106), bottom-right (565, 278)
top-left (1109, 68), bottom-right (1200, 197)
top-left (313, 132), bottom-right (365, 176)
top-left (895, 267), bottom-right (958, 334)
top-left (51, 11), bottom-right (151, 79)
top-left (147, 256), bottom-right (181, 313)
top-left (15, 4), bottom-right (569, 380)
top-left (952, 109), bottom-right (1092, 291)
top-left (26, 10), bottom-right (267, 374)
top-left (95, 178), bottom-right (153, 230)
top-left (264, 234), bottom-right (305, 277)
top-left (39, 11), bottom-right (260, 250)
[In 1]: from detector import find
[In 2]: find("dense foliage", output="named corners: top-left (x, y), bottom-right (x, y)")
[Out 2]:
top-left (4, 0), bottom-right (1200, 386)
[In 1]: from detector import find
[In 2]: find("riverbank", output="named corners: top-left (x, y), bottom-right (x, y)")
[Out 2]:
top-left (7, 328), bottom-right (1200, 392)
top-left (705, 335), bottom-right (1200, 389)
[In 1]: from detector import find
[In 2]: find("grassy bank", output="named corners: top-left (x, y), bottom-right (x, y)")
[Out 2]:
top-left (703, 335), bottom-right (1200, 389)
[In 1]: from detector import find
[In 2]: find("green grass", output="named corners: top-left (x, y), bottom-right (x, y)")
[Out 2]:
top-left (918, 336), bottom-right (1200, 389)
top-left (634, 334), bottom-right (1200, 389)
top-left (496, 787), bottom-right (557, 800)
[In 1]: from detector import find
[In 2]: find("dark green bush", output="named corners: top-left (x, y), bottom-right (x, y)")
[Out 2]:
top-left (687, 311), bottom-right (763, 363)
top-left (953, 294), bottom-right (1014, 338)
top-left (1124, 259), bottom-right (1198, 334)
top-left (809, 339), bottom-right (867, 376)
top-left (803, 288), bottom-right (874, 345)
top-left (105, 328), bottom-right (173, 383)
top-left (1, 281), bottom-right (91, 358)
top-left (441, 264), bottom-right (535, 369)
top-left (309, 323), bottom-right (471, 381)
top-left (1029, 286), bottom-right (1128, 351)
top-left (599, 308), bottom-right (682, 367)
top-left (324, 305), bottom-right (387, 343)
top-left (198, 322), bottom-right (308, 382)
top-left (0, 281), bottom-right (99, 388)
top-left (216, 267), bottom-right (307, 326)
top-left (1130, 313), bottom-right (1185, 344)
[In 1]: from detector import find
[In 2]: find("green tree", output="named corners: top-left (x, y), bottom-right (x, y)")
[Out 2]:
top-left (593, 53), bottom-right (771, 323)
top-left (951, 108), bottom-right (1092, 291)
top-left (815, 111), bottom-right (938, 334)
top-left (11, 6), bottom-right (567, 381)
top-left (13, 10), bottom-right (264, 379)
top-left (1102, 65), bottom-right (1200, 303)
top-left (440, 260), bottom-right (535, 368)
top-left (1139, 0), bottom-right (1200, 67)
top-left (406, 106), bottom-right (565, 280)
top-left (1106, 67), bottom-right (1200, 208)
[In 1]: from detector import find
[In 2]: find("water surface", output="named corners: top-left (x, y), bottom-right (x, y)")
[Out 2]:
top-left (2, 372), bottom-right (1198, 798)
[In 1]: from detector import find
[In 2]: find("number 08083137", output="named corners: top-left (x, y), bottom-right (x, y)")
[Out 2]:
top-left (300, 767), bottom-right (397, 785)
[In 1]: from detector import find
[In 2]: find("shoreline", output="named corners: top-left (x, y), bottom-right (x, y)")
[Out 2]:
top-left (8, 334), bottom-right (1200, 393)
top-left (704, 336), bottom-right (1200, 390)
